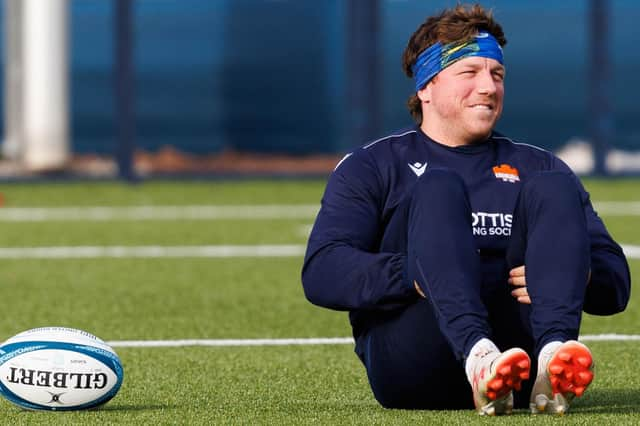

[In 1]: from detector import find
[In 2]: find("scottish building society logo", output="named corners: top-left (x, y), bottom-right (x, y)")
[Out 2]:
top-left (472, 211), bottom-right (512, 236)
top-left (492, 164), bottom-right (520, 183)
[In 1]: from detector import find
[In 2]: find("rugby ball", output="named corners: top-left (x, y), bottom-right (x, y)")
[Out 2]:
top-left (0, 327), bottom-right (123, 411)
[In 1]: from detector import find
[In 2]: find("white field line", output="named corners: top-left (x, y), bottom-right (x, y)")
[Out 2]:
top-left (106, 334), bottom-right (640, 348)
top-left (594, 201), bottom-right (640, 216)
top-left (0, 245), bottom-right (306, 259)
top-left (0, 244), bottom-right (637, 260)
top-left (0, 201), bottom-right (636, 222)
top-left (622, 244), bottom-right (640, 259)
top-left (0, 205), bottom-right (320, 221)
top-left (108, 338), bottom-right (355, 348)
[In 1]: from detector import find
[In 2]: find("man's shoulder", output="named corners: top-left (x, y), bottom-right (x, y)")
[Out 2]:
top-left (333, 127), bottom-right (417, 176)
top-left (337, 127), bottom-right (417, 166)
top-left (491, 132), bottom-right (555, 158)
top-left (490, 132), bottom-right (576, 174)
top-left (360, 127), bottom-right (418, 151)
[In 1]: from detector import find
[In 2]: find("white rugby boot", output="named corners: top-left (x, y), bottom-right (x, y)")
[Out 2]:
top-left (530, 340), bottom-right (594, 415)
top-left (468, 347), bottom-right (531, 415)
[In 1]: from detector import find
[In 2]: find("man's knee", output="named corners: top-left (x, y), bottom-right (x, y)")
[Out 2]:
top-left (412, 168), bottom-right (469, 209)
top-left (520, 171), bottom-right (582, 208)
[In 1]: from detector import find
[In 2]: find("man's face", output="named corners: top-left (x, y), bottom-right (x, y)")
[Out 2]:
top-left (419, 56), bottom-right (505, 145)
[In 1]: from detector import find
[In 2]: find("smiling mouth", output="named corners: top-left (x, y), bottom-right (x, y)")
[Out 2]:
top-left (469, 104), bottom-right (494, 110)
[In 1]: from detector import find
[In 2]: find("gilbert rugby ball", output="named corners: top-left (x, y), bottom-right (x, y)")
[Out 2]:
top-left (0, 327), bottom-right (123, 411)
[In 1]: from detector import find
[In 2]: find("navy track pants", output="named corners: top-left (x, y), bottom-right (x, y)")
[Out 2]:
top-left (359, 169), bottom-right (590, 409)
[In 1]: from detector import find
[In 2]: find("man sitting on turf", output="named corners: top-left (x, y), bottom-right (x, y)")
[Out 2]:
top-left (301, 3), bottom-right (631, 415)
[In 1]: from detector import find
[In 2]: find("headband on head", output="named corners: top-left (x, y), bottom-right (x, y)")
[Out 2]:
top-left (412, 31), bottom-right (504, 91)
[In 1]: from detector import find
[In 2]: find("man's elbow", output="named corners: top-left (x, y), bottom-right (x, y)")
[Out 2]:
top-left (302, 266), bottom-right (350, 311)
top-left (301, 263), bottom-right (329, 307)
top-left (583, 279), bottom-right (631, 316)
top-left (301, 274), bottom-right (321, 305)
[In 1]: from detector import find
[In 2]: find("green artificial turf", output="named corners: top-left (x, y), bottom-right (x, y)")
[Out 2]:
top-left (0, 179), bottom-right (636, 424)
top-left (1, 343), bottom-right (639, 425)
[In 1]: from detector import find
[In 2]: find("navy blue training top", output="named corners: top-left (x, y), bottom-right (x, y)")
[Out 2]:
top-left (302, 126), bottom-right (631, 338)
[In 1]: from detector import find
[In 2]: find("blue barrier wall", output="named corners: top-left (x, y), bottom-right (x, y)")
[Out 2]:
top-left (0, 0), bottom-right (638, 155)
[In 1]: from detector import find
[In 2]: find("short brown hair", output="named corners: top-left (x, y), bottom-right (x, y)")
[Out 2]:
top-left (402, 3), bottom-right (507, 123)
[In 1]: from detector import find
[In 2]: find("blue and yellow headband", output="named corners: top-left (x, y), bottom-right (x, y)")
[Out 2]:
top-left (411, 31), bottom-right (504, 91)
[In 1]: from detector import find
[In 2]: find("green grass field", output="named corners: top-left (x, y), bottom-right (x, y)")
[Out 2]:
top-left (0, 179), bottom-right (637, 425)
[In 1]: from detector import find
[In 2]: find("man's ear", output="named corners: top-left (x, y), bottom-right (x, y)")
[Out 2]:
top-left (417, 84), bottom-right (431, 104)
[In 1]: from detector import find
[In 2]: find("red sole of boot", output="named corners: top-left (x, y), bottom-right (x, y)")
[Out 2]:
top-left (486, 351), bottom-right (531, 400)
top-left (548, 343), bottom-right (594, 397)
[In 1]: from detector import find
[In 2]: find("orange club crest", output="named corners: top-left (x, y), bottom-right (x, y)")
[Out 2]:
top-left (492, 164), bottom-right (520, 183)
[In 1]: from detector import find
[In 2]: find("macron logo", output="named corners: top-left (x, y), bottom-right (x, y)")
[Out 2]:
top-left (408, 162), bottom-right (427, 177)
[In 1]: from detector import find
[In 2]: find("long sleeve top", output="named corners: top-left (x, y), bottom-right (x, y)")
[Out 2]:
top-left (302, 127), bottom-right (631, 338)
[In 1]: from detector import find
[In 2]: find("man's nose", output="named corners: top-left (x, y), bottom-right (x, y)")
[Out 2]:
top-left (476, 70), bottom-right (498, 95)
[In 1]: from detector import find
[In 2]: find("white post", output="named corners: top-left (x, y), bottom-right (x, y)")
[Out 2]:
top-left (2, 0), bottom-right (23, 160)
top-left (22, 0), bottom-right (70, 171)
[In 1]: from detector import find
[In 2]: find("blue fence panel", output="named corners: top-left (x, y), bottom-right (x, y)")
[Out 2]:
top-left (0, 0), bottom-right (637, 155)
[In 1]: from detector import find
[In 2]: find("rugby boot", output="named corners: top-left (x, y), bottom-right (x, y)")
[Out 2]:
top-left (530, 340), bottom-right (594, 415)
top-left (471, 348), bottom-right (531, 415)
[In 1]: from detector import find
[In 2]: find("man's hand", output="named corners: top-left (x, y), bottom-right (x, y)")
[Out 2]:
top-left (508, 266), bottom-right (592, 305)
top-left (508, 265), bottom-right (530, 304)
